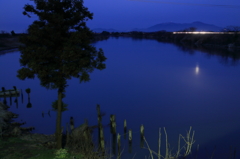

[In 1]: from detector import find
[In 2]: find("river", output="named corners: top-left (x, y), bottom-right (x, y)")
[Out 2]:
top-left (1, 37), bottom-right (240, 158)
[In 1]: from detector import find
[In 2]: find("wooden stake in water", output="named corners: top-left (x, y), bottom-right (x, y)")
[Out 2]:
top-left (110, 114), bottom-right (116, 134)
top-left (140, 124), bottom-right (144, 148)
top-left (2, 87), bottom-right (7, 105)
top-left (128, 129), bottom-right (132, 153)
top-left (11, 87), bottom-right (19, 108)
top-left (97, 104), bottom-right (102, 123)
top-left (66, 123), bottom-right (69, 145)
top-left (9, 90), bottom-right (12, 106)
top-left (70, 116), bottom-right (74, 131)
top-left (117, 133), bottom-right (121, 158)
top-left (97, 104), bottom-right (105, 151)
top-left (21, 89), bottom-right (23, 104)
top-left (124, 119), bottom-right (127, 139)
top-left (112, 134), bottom-right (117, 155)
top-left (48, 110), bottom-right (51, 117)
top-left (110, 114), bottom-right (113, 133)
top-left (99, 123), bottom-right (105, 151)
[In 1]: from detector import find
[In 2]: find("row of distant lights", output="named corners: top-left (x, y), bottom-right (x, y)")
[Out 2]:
top-left (173, 32), bottom-right (240, 34)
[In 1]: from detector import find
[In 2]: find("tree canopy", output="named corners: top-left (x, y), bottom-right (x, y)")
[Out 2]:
top-left (18, 0), bottom-right (106, 89)
top-left (17, 0), bottom-right (107, 148)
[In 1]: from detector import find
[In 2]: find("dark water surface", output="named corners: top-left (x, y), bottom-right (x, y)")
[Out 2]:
top-left (1, 37), bottom-right (240, 158)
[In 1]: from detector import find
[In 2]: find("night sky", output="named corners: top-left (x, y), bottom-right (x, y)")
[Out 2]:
top-left (1, 0), bottom-right (240, 33)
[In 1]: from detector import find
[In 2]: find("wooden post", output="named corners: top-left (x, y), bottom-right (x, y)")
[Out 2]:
top-left (70, 116), bottom-right (74, 131)
top-left (9, 90), bottom-right (12, 106)
top-left (8, 87), bottom-right (19, 108)
top-left (110, 114), bottom-right (116, 134)
top-left (97, 104), bottom-right (102, 123)
top-left (66, 123), bottom-right (69, 146)
top-left (14, 95), bottom-right (18, 108)
top-left (2, 87), bottom-right (7, 105)
top-left (48, 110), bottom-right (51, 117)
top-left (21, 89), bottom-right (23, 104)
top-left (97, 105), bottom-right (104, 152)
top-left (128, 129), bottom-right (132, 153)
top-left (124, 119), bottom-right (127, 139)
top-left (99, 123), bottom-right (105, 151)
top-left (112, 134), bottom-right (116, 155)
top-left (140, 124), bottom-right (144, 148)
top-left (117, 133), bottom-right (121, 158)
top-left (110, 114), bottom-right (113, 133)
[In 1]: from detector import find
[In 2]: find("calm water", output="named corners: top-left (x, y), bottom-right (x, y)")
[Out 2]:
top-left (1, 37), bottom-right (240, 158)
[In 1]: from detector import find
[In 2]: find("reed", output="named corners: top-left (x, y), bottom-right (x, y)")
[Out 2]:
top-left (143, 126), bottom-right (195, 159)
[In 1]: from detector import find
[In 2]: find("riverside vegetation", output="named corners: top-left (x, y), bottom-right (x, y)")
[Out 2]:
top-left (0, 101), bottom-right (106, 159)
top-left (0, 31), bottom-right (21, 52)
top-left (0, 101), bottom-right (196, 159)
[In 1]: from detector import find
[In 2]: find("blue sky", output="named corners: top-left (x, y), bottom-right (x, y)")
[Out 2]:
top-left (1, 0), bottom-right (240, 33)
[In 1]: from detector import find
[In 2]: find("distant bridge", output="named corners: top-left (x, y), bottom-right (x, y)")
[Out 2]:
top-left (173, 32), bottom-right (240, 34)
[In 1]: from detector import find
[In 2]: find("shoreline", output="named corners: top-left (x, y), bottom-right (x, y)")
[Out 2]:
top-left (1, 32), bottom-right (240, 55)
top-left (0, 35), bottom-right (21, 53)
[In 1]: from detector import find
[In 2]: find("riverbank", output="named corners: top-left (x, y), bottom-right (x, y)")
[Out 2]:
top-left (0, 35), bottom-right (21, 52)
top-left (0, 101), bottom-right (105, 159)
top-left (1, 32), bottom-right (240, 53)
top-left (111, 31), bottom-right (240, 50)
top-left (0, 33), bottom-right (110, 53)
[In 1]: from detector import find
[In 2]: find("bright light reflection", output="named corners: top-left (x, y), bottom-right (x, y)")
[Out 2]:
top-left (173, 32), bottom-right (239, 34)
top-left (195, 65), bottom-right (199, 74)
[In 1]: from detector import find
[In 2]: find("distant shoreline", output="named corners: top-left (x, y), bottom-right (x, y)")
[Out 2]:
top-left (1, 31), bottom-right (240, 54)
top-left (0, 34), bottom-right (21, 53)
top-left (109, 31), bottom-right (240, 50)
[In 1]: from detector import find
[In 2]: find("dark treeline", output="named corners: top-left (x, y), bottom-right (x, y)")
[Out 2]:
top-left (96, 30), bottom-right (240, 49)
top-left (94, 30), bottom-right (240, 65)
top-left (1, 30), bottom-right (240, 65)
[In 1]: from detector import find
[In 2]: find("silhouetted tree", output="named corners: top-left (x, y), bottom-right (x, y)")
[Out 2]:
top-left (189, 27), bottom-right (197, 32)
top-left (17, 0), bottom-right (106, 149)
top-left (0, 30), bottom-right (10, 38)
top-left (223, 26), bottom-right (240, 32)
top-left (180, 27), bottom-right (197, 32)
top-left (101, 31), bottom-right (110, 35)
top-left (11, 30), bottom-right (16, 36)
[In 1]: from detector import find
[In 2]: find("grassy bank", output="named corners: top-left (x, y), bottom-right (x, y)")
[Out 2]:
top-left (0, 135), bottom-right (95, 159)
top-left (0, 136), bottom-right (62, 159)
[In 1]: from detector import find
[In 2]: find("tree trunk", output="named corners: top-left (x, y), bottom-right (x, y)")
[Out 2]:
top-left (56, 89), bottom-right (62, 149)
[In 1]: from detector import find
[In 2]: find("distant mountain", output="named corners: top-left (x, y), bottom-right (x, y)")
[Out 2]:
top-left (92, 22), bottom-right (223, 33)
top-left (91, 28), bottom-right (119, 33)
top-left (132, 21), bottom-right (223, 32)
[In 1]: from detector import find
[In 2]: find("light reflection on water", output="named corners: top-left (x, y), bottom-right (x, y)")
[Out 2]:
top-left (195, 65), bottom-right (200, 75)
top-left (1, 37), bottom-right (240, 158)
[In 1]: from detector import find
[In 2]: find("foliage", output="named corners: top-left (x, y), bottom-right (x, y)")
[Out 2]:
top-left (54, 149), bottom-right (69, 159)
top-left (101, 31), bottom-right (110, 35)
top-left (25, 88), bottom-right (31, 94)
top-left (17, 0), bottom-right (107, 89)
top-left (17, 0), bottom-right (107, 149)
top-left (52, 100), bottom-right (68, 112)
top-left (11, 30), bottom-right (16, 36)
top-left (0, 30), bottom-right (10, 38)
top-left (0, 31), bottom-right (9, 35)
top-left (223, 26), bottom-right (240, 32)
top-left (179, 27), bottom-right (197, 32)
